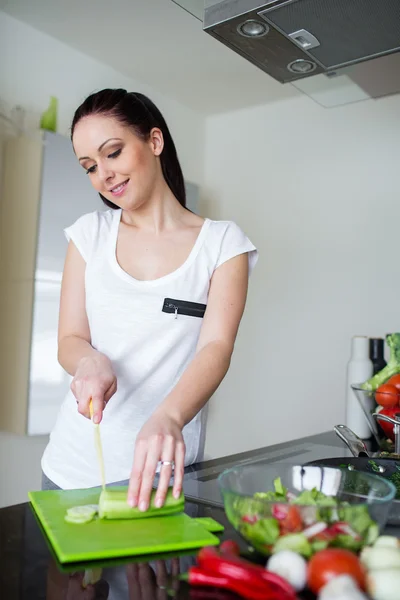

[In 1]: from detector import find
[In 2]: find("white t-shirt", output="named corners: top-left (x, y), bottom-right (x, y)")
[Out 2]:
top-left (41, 208), bottom-right (258, 489)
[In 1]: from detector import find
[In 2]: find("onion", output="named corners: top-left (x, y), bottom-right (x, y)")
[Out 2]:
top-left (266, 550), bottom-right (307, 591)
top-left (303, 522), bottom-right (328, 539)
top-left (360, 547), bottom-right (400, 570)
top-left (373, 535), bottom-right (400, 550)
top-left (318, 574), bottom-right (368, 600)
top-left (367, 569), bottom-right (400, 600)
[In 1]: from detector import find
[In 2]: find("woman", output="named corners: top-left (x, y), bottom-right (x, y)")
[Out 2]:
top-left (41, 89), bottom-right (258, 511)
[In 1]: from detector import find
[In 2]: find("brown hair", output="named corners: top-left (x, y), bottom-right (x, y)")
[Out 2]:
top-left (71, 88), bottom-right (186, 209)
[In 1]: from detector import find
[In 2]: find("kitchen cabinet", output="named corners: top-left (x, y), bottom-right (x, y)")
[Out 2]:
top-left (0, 130), bottom-right (200, 436)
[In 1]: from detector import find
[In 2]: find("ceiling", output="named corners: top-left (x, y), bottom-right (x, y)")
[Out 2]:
top-left (0, 0), bottom-right (300, 115)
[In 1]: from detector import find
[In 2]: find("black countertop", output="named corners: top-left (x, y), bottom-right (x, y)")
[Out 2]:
top-left (1, 430), bottom-right (397, 600)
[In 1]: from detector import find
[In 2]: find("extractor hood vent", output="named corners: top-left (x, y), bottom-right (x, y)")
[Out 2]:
top-left (204, 0), bottom-right (400, 84)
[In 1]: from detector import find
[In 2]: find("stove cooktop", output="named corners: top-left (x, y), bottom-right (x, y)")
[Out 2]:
top-left (181, 441), bottom-right (351, 507)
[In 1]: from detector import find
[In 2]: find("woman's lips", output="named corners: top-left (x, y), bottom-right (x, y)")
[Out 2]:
top-left (110, 179), bottom-right (129, 197)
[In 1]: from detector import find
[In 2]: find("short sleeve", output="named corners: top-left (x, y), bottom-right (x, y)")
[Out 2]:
top-left (64, 211), bottom-right (98, 263)
top-left (215, 221), bottom-right (258, 276)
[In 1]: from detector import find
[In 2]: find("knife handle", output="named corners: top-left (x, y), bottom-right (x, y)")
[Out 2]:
top-left (89, 398), bottom-right (96, 422)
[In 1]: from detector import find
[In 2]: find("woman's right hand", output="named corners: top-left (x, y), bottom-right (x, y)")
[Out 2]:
top-left (71, 354), bottom-right (117, 424)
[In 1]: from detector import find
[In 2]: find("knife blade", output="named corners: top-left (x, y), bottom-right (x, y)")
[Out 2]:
top-left (89, 399), bottom-right (106, 491)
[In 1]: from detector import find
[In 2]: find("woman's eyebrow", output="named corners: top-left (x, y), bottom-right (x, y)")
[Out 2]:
top-left (79, 138), bottom-right (123, 161)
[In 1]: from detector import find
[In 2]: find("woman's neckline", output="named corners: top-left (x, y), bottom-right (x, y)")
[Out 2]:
top-left (109, 208), bottom-right (211, 286)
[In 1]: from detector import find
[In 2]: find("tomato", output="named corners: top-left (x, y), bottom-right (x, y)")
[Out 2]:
top-left (377, 406), bottom-right (400, 441)
top-left (307, 548), bottom-right (366, 594)
top-left (387, 374), bottom-right (400, 391)
top-left (279, 506), bottom-right (302, 534)
top-left (375, 383), bottom-right (399, 408)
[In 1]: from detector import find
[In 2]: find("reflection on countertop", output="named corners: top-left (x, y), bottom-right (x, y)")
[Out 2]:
top-left (1, 498), bottom-right (235, 600)
top-left (2, 430), bottom-right (399, 600)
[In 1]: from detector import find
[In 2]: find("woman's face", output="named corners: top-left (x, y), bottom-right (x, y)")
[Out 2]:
top-left (72, 114), bottom-right (163, 210)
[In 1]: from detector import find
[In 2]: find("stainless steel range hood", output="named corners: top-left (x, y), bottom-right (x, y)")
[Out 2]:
top-left (203, 0), bottom-right (400, 84)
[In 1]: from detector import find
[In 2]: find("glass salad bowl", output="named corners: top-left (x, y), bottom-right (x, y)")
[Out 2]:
top-left (218, 463), bottom-right (395, 557)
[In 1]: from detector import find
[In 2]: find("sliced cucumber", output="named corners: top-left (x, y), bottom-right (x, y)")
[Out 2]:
top-left (64, 514), bottom-right (94, 524)
top-left (64, 504), bottom-right (98, 524)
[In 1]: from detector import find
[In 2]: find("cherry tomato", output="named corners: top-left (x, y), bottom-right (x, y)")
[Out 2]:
top-left (387, 374), bottom-right (400, 391)
top-left (280, 506), bottom-right (302, 534)
top-left (375, 383), bottom-right (399, 408)
top-left (307, 548), bottom-right (366, 594)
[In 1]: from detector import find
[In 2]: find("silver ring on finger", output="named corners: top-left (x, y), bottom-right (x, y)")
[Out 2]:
top-left (160, 460), bottom-right (175, 469)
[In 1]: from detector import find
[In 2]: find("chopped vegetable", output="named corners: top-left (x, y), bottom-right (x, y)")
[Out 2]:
top-left (98, 487), bottom-right (184, 519)
top-left (240, 517), bottom-right (280, 552)
top-left (318, 574), bottom-right (368, 599)
top-left (266, 550), bottom-right (307, 591)
top-left (235, 477), bottom-right (378, 556)
top-left (300, 506), bottom-right (319, 526)
top-left (307, 548), bottom-right (366, 594)
top-left (360, 545), bottom-right (400, 570)
top-left (311, 539), bottom-right (329, 553)
top-left (292, 490), bottom-right (336, 507)
top-left (337, 505), bottom-right (375, 539)
top-left (64, 504), bottom-right (98, 524)
top-left (274, 478), bottom-right (285, 496)
top-left (303, 522), bottom-right (328, 539)
top-left (64, 514), bottom-right (94, 524)
top-left (273, 533), bottom-right (312, 558)
top-left (66, 505), bottom-right (98, 518)
top-left (272, 503), bottom-right (290, 520)
top-left (279, 506), bottom-right (303, 534)
top-left (331, 535), bottom-right (364, 553)
top-left (361, 333), bottom-right (400, 391)
top-left (366, 569), bottom-right (400, 600)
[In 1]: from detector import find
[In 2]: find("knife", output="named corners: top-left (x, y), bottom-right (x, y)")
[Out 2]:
top-left (89, 399), bottom-right (106, 491)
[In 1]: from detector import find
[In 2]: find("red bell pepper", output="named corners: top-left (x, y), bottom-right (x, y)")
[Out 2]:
top-left (184, 567), bottom-right (292, 600)
top-left (197, 546), bottom-right (297, 599)
top-left (220, 540), bottom-right (241, 556)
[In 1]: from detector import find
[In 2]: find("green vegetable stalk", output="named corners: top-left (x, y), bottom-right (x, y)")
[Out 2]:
top-left (98, 487), bottom-right (184, 520)
top-left (361, 333), bottom-right (400, 391)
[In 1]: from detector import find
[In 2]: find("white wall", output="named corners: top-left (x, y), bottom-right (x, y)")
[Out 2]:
top-left (203, 92), bottom-right (400, 458)
top-left (0, 11), bottom-right (205, 507)
top-left (0, 12), bottom-right (204, 185)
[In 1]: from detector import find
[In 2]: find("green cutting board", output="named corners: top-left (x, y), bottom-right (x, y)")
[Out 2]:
top-left (28, 487), bottom-right (219, 564)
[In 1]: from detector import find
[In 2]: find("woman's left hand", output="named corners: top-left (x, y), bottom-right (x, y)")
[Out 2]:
top-left (128, 410), bottom-right (185, 511)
